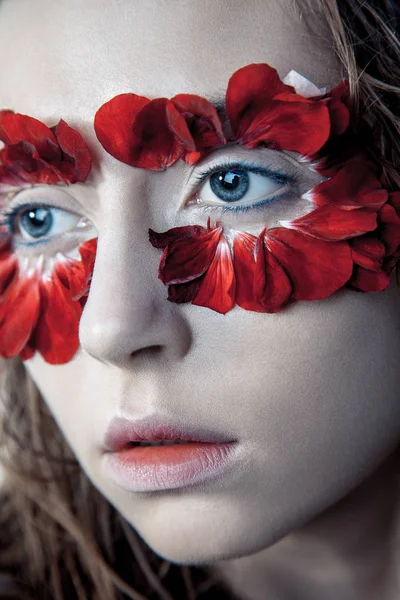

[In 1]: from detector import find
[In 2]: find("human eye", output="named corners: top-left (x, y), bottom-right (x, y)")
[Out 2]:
top-left (186, 160), bottom-right (295, 215)
top-left (0, 187), bottom-right (96, 254)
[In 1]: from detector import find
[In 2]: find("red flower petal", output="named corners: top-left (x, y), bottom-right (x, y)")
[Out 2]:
top-left (158, 226), bottom-right (222, 284)
top-left (51, 119), bottom-right (92, 182)
top-left (349, 266), bottom-right (391, 292)
top-left (310, 159), bottom-right (388, 211)
top-left (0, 275), bottom-right (40, 357)
top-left (167, 279), bottom-right (202, 303)
top-left (149, 224), bottom-right (205, 249)
top-left (266, 227), bottom-right (353, 300)
top-left (253, 232), bottom-right (292, 312)
top-left (94, 93), bottom-right (150, 166)
top-left (0, 111), bottom-right (60, 162)
top-left (171, 94), bottom-right (226, 160)
top-left (192, 236), bottom-right (235, 314)
top-left (350, 236), bottom-right (386, 271)
top-left (326, 81), bottom-right (350, 136)
top-left (232, 231), bottom-right (260, 311)
top-left (226, 63), bottom-right (294, 134)
top-left (283, 205), bottom-right (377, 241)
top-left (34, 273), bottom-right (82, 365)
top-left (377, 202), bottom-right (400, 255)
top-left (235, 97), bottom-right (331, 156)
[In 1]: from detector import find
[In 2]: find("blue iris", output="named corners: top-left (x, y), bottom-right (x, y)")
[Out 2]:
top-left (20, 207), bottom-right (53, 238)
top-left (209, 170), bottom-right (250, 202)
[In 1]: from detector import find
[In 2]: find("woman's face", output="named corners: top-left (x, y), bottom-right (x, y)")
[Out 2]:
top-left (2, 0), bottom-right (400, 564)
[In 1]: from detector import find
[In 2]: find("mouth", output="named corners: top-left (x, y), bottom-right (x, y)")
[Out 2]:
top-left (101, 414), bottom-right (238, 492)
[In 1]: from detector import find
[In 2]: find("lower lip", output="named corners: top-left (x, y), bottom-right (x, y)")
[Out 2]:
top-left (102, 442), bottom-right (237, 492)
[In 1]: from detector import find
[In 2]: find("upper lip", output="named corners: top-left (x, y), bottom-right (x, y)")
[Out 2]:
top-left (103, 414), bottom-right (234, 452)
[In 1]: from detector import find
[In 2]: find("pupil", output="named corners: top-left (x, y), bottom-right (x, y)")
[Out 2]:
top-left (209, 169), bottom-right (249, 202)
top-left (20, 208), bottom-right (53, 238)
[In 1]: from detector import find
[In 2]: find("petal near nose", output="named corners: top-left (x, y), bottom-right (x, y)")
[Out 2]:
top-left (78, 224), bottom-right (192, 369)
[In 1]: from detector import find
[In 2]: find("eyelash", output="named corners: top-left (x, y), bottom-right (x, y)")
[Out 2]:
top-left (190, 160), bottom-right (296, 215)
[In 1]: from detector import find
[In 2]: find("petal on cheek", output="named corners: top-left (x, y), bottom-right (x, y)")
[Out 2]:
top-left (254, 233), bottom-right (292, 312)
top-left (192, 237), bottom-right (235, 314)
top-left (0, 276), bottom-right (40, 357)
top-left (266, 227), bottom-right (353, 301)
top-left (283, 205), bottom-right (378, 241)
top-left (158, 227), bottom-right (222, 285)
top-left (34, 274), bottom-right (82, 365)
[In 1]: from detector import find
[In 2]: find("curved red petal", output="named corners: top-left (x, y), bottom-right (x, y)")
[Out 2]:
top-left (127, 98), bottom-right (188, 170)
top-left (149, 224), bottom-right (205, 249)
top-left (0, 275), bottom-right (40, 358)
top-left (349, 266), bottom-right (391, 292)
top-left (283, 205), bottom-right (377, 241)
top-left (158, 227), bottom-right (222, 285)
top-left (253, 233), bottom-right (292, 312)
top-left (0, 111), bottom-right (60, 162)
top-left (94, 93), bottom-right (150, 166)
top-left (310, 159), bottom-right (388, 211)
top-left (326, 81), bottom-right (350, 136)
top-left (52, 119), bottom-right (92, 182)
top-left (192, 236), bottom-right (235, 314)
top-left (233, 231), bottom-right (261, 311)
top-left (171, 94), bottom-right (226, 156)
top-left (35, 273), bottom-right (82, 365)
top-left (266, 227), bottom-right (353, 300)
top-left (79, 238), bottom-right (97, 282)
top-left (226, 63), bottom-right (294, 134)
top-left (350, 236), bottom-right (386, 271)
top-left (167, 279), bottom-right (202, 303)
top-left (237, 99), bottom-right (330, 156)
top-left (377, 203), bottom-right (400, 255)
top-left (0, 253), bottom-right (18, 295)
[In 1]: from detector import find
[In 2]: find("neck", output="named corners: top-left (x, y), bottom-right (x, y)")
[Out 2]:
top-left (211, 445), bottom-right (400, 600)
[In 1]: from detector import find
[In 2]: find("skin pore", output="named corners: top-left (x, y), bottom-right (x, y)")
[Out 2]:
top-left (1, 0), bottom-right (400, 598)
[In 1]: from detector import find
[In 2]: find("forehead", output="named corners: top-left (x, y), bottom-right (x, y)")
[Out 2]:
top-left (0, 0), bottom-right (342, 124)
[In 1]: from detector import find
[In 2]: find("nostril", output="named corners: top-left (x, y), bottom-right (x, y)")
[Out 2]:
top-left (130, 344), bottom-right (164, 360)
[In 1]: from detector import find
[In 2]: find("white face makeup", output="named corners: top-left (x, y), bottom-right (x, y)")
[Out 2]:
top-left (1, 0), bottom-right (400, 569)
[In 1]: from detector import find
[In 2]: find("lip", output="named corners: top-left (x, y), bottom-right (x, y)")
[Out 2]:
top-left (102, 415), bottom-right (238, 492)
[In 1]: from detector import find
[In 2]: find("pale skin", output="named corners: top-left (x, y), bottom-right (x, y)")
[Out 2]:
top-left (1, 0), bottom-right (400, 599)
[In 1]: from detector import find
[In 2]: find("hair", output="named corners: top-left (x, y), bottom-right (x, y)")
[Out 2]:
top-left (0, 1), bottom-right (399, 598)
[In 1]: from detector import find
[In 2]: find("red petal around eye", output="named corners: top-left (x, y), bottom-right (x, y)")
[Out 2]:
top-left (149, 224), bottom-right (205, 249)
top-left (266, 227), bottom-right (353, 300)
top-left (35, 273), bottom-right (82, 365)
top-left (233, 231), bottom-right (261, 311)
top-left (236, 98), bottom-right (330, 156)
top-left (253, 233), bottom-right (292, 312)
top-left (192, 236), bottom-right (235, 314)
top-left (94, 93), bottom-right (150, 166)
top-left (377, 202), bottom-right (400, 255)
top-left (55, 259), bottom-right (88, 301)
top-left (0, 111), bottom-right (61, 162)
top-left (0, 253), bottom-right (18, 295)
top-left (158, 226), bottom-right (222, 285)
top-left (129, 98), bottom-right (192, 170)
top-left (310, 159), bottom-right (388, 211)
top-left (0, 275), bottom-right (40, 357)
top-left (171, 94), bottom-right (226, 152)
top-left (350, 237), bottom-right (386, 270)
top-left (51, 119), bottom-right (92, 182)
top-left (326, 81), bottom-right (350, 136)
top-left (282, 205), bottom-right (377, 241)
top-left (349, 266), bottom-right (391, 292)
top-left (167, 279), bottom-right (202, 303)
top-left (226, 63), bottom-right (294, 134)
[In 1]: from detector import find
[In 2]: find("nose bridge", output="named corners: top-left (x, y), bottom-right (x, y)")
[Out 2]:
top-left (78, 175), bottom-right (191, 366)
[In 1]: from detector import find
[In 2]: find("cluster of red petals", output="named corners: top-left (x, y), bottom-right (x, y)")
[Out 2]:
top-left (94, 63), bottom-right (348, 170)
top-left (0, 110), bottom-right (92, 189)
top-left (0, 111), bottom-right (95, 363)
top-left (149, 155), bottom-right (400, 314)
top-left (0, 233), bottom-right (97, 364)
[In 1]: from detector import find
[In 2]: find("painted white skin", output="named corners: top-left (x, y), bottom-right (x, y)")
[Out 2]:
top-left (1, 1), bottom-right (400, 598)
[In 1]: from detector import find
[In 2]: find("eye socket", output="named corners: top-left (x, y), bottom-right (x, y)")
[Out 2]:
top-left (5, 204), bottom-right (87, 243)
top-left (188, 165), bottom-right (291, 211)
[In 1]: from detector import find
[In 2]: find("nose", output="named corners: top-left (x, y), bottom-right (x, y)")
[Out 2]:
top-left (79, 205), bottom-right (192, 369)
